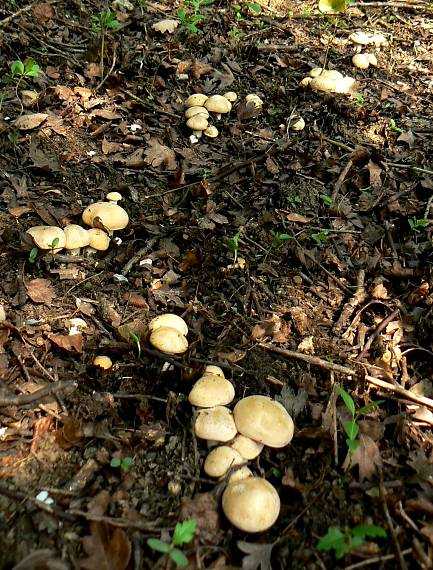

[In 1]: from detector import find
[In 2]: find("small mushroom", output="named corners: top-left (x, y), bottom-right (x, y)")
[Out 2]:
top-left (186, 115), bottom-right (209, 138)
top-left (204, 365), bottom-right (225, 378)
top-left (106, 191), bottom-right (122, 203)
top-left (185, 94), bottom-right (209, 108)
top-left (223, 91), bottom-right (238, 102)
top-left (194, 405), bottom-right (237, 442)
top-left (26, 226), bottom-right (66, 253)
top-left (148, 314), bottom-right (188, 336)
top-left (185, 106), bottom-right (210, 119)
top-left (291, 116), bottom-right (305, 131)
top-left (352, 53), bottom-right (370, 69)
top-left (149, 326), bottom-right (188, 355)
top-left (93, 355), bottom-right (112, 370)
top-left (245, 94), bottom-right (264, 109)
top-left (204, 125), bottom-right (219, 138)
top-left (204, 95), bottom-right (232, 119)
top-left (203, 446), bottom-right (244, 477)
top-left (64, 224), bottom-right (90, 255)
top-left (188, 373), bottom-right (235, 408)
top-left (230, 434), bottom-right (263, 460)
top-left (366, 53), bottom-right (378, 66)
top-left (87, 228), bottom-right (110, 252)
top-left (82, 202), bottom-right (129, 232)
top-left (233, 395), bottom-right (294, 448)
top-left (227, 466), bottom-right (253, 484)
top-left (349, 31), bottom-right (372, 46)
top-left (222, 477), bottom-right (280, 532)
top-left (300, 77), bottom-right (313, 87)
top-left (309, 75), bottom-right (337, 93)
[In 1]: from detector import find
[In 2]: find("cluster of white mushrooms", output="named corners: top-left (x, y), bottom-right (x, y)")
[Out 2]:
top-left (300, 67), bottom-right (355, 95)
top-left (189, 367), bottom-right (294, 533)
top-left (184, 92), bottom-right (237, 142)
top-left (349, 31), bottom-right (385, 70)
top-left (26, 192), bottom-right (128, 255)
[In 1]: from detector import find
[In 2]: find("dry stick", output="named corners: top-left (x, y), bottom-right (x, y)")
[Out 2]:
top-left (332, 158), bottom-right (354, 201)
top-left (356, 307), bottom-right (400, 361)
top-left (258, 343), bottom-right (433, 411)
top-left (0, 381), bottom-right (77, 408)
top-left (0, 1), bottom-right (58, 27)
top-left (333, 270), bottom-right (366, 334)
top-left (355, 1), bottom-right (432, 8)
top-left (379, 470), bottom-right (408, 570)
top-left (383, 162), bottom-right (433, 177)
top-left (343, 549), bottom-right (412, 570)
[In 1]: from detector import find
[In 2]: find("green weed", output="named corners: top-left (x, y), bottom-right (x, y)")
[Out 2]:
top-left (317, 524), bottom-right (387, 559)
top-left (339, 387), bottom-right (383, 455)
top-left (147, 519), bottom-right (197, 568)
top-left (227, 232), bottom-right (240, 263)
top-left (408, 217), bottom-right (430, 233)
top-left (177, 0), bottom-right (214, 34)
top-left (110, 453), bottom-right (135, 472)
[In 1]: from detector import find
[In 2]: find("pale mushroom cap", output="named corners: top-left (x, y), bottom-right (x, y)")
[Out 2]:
top-left (188, 374), bottom-right (235, 408)
top-left (185, 94), bottom-right (209, 108)
top-left (64, 224), bottom-right (90, 250)
top-left (230, 434), bottom-right (264, 460)
top-left (203, 445), bottom-right (244, 477)
top-left (87, 228), bottom-right (110, 251)
top-left (185, 106), bottom-right (209, 119)
top-left (194, 406), bottom-right (237, 442)
top-left (349, 31), bottom-right (371, 45)
top-left (223, 91), bottom-right (238, 102)
top-left (309, 76), bottom-right (337, 93)
top-left (245, 94), bottom-right (263, 107)
top-left (335, 76), bottom-right (356, 94)
top-left (233, 395), bottom-right (294, 448)
top-left (106, 191), bottom-right (122, 203)
top-left (27, 226), bottom-right (66, 252)
top-left (300, 77), bottom-right (313, 87)
top-left (93, 355), bottom-right (112, 370)
top-left (222, 477), bottom-right (280, 532)
top-left (82, 202), bottom-right (129, 231)
top-left (186, 115), bottom-right (209, 131)
top-left (291, 117), bottom-right (305, 131)
top-left (204, 126), bottom-right (219, 138)
top-left (227, 466), bottom-right (253, 484)
top-left (310, 68), bottom-right (343, 80)
top-left (149, 326), bottom-right (188, 355)
top-left (204, 365), bottom-right (225, 378)
top-left (148, 314), bottom-right (188, 336)
top-left (366, 53), bottom-right (378, 66)
top-left (352, 54), bottom-right (370, 69)
top-left (204, 95), bottom-right (232, 114)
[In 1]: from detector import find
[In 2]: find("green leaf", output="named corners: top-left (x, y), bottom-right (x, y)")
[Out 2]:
top-left (110, 457), bottom-right (121, 468)
top-left (320, 194), bottom-right (333, 206)
top-left (352, 524), bottom-right (387, 539)
top-left (343, 419), bottom-right (359, 440)
top-left (173, 519), bottom-right (197, 546)
top-left (11, 60), bottom-right (25, 77)
top-left (317, 527), bottom-right (345, 552)
top-left (339, 388), bottom-right (355, 417)
top-left (24, 58), bottom-right (40, 77)
top-left (346, 438), bottom-right (360, 452)
top-left (147, 538), bottom-right (170, 553)
top-left (357, 401), bottom-right (384, 415)
top-left (29, 247), bottom-right (38, 264)
top-left (169, 548), bottom-right (189, 567)
top-left (247, 2), bottom-right (263, 13)
top-left (51, 237), bottom-right (60, 248)
top-left (318, 0), bottom-right (346, 13)
top-left (177, 7), bottom-right (187, 18)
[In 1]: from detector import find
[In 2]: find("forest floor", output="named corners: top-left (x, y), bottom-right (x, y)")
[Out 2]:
top-left (1, 0), bottom-right (433, 568)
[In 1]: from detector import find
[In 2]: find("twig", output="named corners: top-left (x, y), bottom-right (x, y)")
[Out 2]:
top-left (333, 270), bottom-right (366, 334)
top-left (332, 158), bottom-right (354, 201)
top-left (343, 549), bottom-right (412, 570)
top-left (382, 162), bottom-right (433, 176)
top-left (96, 45), bottom-right (117, 91)
top-left (0, 381), bottom-right (77, 407)
top-left (379, 469), bottom-right (407, 570)
top-left (356, 307), bottom-right (400, 361)
top-left (355, 1), bottom-right (432, 8)
top-left (121, 238), bottom-right (158, 276)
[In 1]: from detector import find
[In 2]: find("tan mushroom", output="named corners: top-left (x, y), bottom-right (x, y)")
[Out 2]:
top-left (352, 54), bottom-right (370, 69)
top-left (149, 326), bottom-right (188, 355)
top-left (64, 224), bottom-right (90, 255)
top-left (194, 406), bottom-right (237, 442)
top-left (245, 94), bottom-right (264, 109)
top-left (227, 466), bottom-right (253, 484)
top-left (309, 68), bottom-right (343, 80)
top-left (106, 191), bottom-right (122, 203)
top-left (148, 314), bottom-right (188, 336)
top-left (366, 53), bottom-right (378, 66)
top-left (204, 95), bottom-right (232, 119)
top-left (188, 373), bottom-right (235, 408)
top-left (230, 434), bottom-right (264, 460)
top-left (223, 91), bottom-right (238, 102)
top-left (291, 116), bottom-right (305, 131)
top-left (186, 115), bottom-right (209, 138)
top-left (222, 477), bottom-right (280, 532)
top-left (87, 228), bottom-right (110, 251)
top-left (203, 125), bottom-right (219, 138)
top-left (82, 202), bottom-right (129, 232)
top-left (27, 226), bottom-right (66, 253)
top-left (334, 76), bottom-right (356, 94)
top-left (93, 355), bottom-right (112, 370)
top-left (233, 395), bottom-right (294, 448)
top-left (309, 75), bottom-right (337, 93)
top-left (185, 94), bottom-right (209, 108)
top-left (185, 106), bottom-right (209, 119)
top-left (203, 446), bottom-right (244, 477)
top-left (204, 365), bottom-right (225, 378)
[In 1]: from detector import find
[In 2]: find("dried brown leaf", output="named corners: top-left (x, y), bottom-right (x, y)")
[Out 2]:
top-left (32, 3), bottom-right (55, 22)
top-left (26, 278), bottom-right (56, 304)
top-left (286, 212), bottom-right (312, 224)
top-left (12, 549), bottom-right (68, 570)
top-left (14, 113), bottom-right (48, 130)
top-left (144, 138), bottom-right (177, 170)
top-left (80, 522), bottom-right (131, 570)
top-left (237, 541), bottom-right (274, 570)
top-left (49, 333), bottom-right (83, 353)
top-left (343, 433), bottom-right (382, 481)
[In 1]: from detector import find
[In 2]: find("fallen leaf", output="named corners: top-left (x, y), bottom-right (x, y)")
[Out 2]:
top-left (102, 139), bottom-right (123, 154)
top-left (32, 3), bottom-right (55, 22)
top-left (152, 19), bottom-right (179, 33)
top-left (80, 522), bottom-right (131, 570)
top-left (26, 278), bottom-right (56, 304)
top-left (343, 433), bottom-right (382, 481)
top-left (237, 541), bottom-right (274, 570)
top-left (286, 212), bottom-right (312, 224)
top-left (397, 130), bottom-right (416, 148)
top-left (12, 549), bottom-right (68, 570)
top-left (49, 333), bottom-right (83, 353)
top-left (8, 206), bottom-right (32, 219)
top-left (144, 138), bottom-right (177, 170)
top-left (14, 113), bottom-right (48, 130)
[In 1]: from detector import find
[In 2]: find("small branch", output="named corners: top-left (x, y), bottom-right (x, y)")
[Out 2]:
top-left (356, 307), bottom-right (400, 361)
top-left (0, 1), bottom-right (58, 27)
top-left (333, 269), bottom-right (366, 334)
top-left (332, 158), bottom-right (353, 201)
top-left (0, 381), bottom-right (77, 408)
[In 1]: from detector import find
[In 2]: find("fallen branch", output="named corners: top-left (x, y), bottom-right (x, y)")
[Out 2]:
top-left (0, 381), bottom-right (77, 408)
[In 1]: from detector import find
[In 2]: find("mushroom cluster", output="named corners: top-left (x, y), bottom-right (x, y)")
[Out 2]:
top-left (184, 92), bottom-right (237, 142)
top-left (349, 31), bottom-right (388, 50)
top-left (189, 369), bottom-right (294, 533)
top-left (300, 68), bottom-right (355, 95)
top-left (148, 313), bottom-right (189, 355)
top-left (26, 193), bottom-right (129, 256)
top-left (352, 52), bottom-right (378, 70)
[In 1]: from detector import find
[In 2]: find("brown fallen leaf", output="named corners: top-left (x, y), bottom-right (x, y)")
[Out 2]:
top-left (80, 522), bottom-right (131, 570)
top-left (342, 433), bottom-right (382, 481)
top-left (49, 333), bottom-right (83, 353)
top-left (26, 278), bottom-right (56, 304)
top-left (12, 549), bottom-right (68, 570)
top-left (144, 138), bottom-right (177, 170)
top-left (14, 113), bottom-right (48, 130)
top-left (286, 212), bottom-right (312, 224)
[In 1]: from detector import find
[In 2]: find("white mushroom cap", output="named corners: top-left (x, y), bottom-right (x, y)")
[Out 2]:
top-left (82, 202), bottom-right (129, 231)
top-left (309, 76), bottom-right (337, 93)
top-left (93, 355), bottom-right (112, 370)
top-left (300, 77), bottom-right (313, 87)
top-left (335, 76), bottom-right (356, 94)
top-left (204, 365), bottom-right (225, 378)
top-left (186, 115), bottom-right (209, 136)
top-left (352, 54), bottom-right (370, 69)
top-left (245, 94), bottom-right (264, 108)
top-left (310, 68), bottom-right (343, 80)
top-left (106, 191), bottom-right (122, 203)
top-left (233, 395), bottom-right (294, 448)
top-left (222, 477), bottom-right (280, 532)
top-left (27, 226), bottom-right (66, 252)
top-left (349, 31), bottom-right (372, 45)
top-left (148, 314), bottom-right (188, 336)
top-left (366, 53), bottom-right (378, 66)
top-left (203, 446), bottom-right (244, 477)
top-left (64, 224), bottom-right (90, 251)
top-left (223, 91), bottom-right (238, 102)
top-left (87, 228), bottom-right (110, 251)
top-left (204, 95), bottom-right (232, 114)
top-left (227, 466), bottom-right (253, 484)
top-left (149, 326), bottom-right (188, 355)
top-left (291, 117), bottom-right (305, 131)
top-left (230, 434), bottom-right (264, 460)
top-left (185, 94), bottom-right (209, 108)
top-left (185, 106), bottom-right (210, 119)
top-left (188, 373), bottom-right (235, 408)
top-left (194, 406), bottom-right (237, 442)
top-left (204, 126), bottom-right (219, 138)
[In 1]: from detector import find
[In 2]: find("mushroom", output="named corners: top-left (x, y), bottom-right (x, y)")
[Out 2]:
top-left (185, 106), bottom-right (210, 119)
top-left (194, 406), bottom-right (237, 442)
top-left (186, 115), bottom-right (209, 138)
top-left (93, 355), bottom-right (112, 370)
top-left (233, 395), bottom-right (294, 448)
top-left (222, 477), bottom-right (280, 532)
top-left (204, 95), bottom-right (232, 119)
top-left (291, 116), bottom-right (305, 131)
top-left (87, 228), bottom-right (110, 251)
top-left (366, 53), bottom-right (378, 66)
top-left (82, 202), bottom-right (129, 233)
top-left (106, 191), bottom-right (122, 203)
top-left (230, 434), bottom-right (263, 460)
top-left (335, 76), bottom-right (356, 94)
top-left (300, 77), bottom-right (313, 88)
top-left (26, 226), bottom-right (66, 253)
top-left (185, 94), bottom-right (209, 108)
top-left (309, 68), bottom-right (343, 80)
top-left (204, 125), bottom-right (219, 138)
top-left (188, 373), bottom-right (235, 407)
top-left (64, 224), bottom-right (90, 255)
top-left (148, 314), bottom-right (188, 336)
top-left (149, 326), bottom-right (188, 355)
top-left (227, 466), bottom-right (253, 484)
top-left (245, 94), bottom-right (264, 109)
top-left (309, 75), bottom-right (338, 93)
top-left (352, 53), bottom-right (370, 69)
top-left (349, 31), bottom-right (388, 50)
top-left (204, 365), bottom-right (225, 378)
top-left (223, 91), bottom-right (238, 102)
top-left (203, 445), bottom-right (244, 478)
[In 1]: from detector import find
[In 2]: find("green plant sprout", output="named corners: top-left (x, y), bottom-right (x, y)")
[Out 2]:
top-left (408, 217), bottom-right (430, 233)
top-left (287, 195), bottom-right (302, 209)
top-left (317, 524), bottom-right (387, 559)
top-left (320, 194), bottom-right (333, 206)
top-left (227, 232), bottom-right (240, 263)
top-left (110, 452), bottom-right (135, 472)
top-left (50, 237), bottom-right (60, 257)
top-left (339, 387), bottom-right (383, 455)
top-left (389, 118), bottom-right (403, 133)
top-left (177, 0), bottom-right (214, 33)
top-left (28, 247), bottom-right (38, 264)
top-left (130, 332), bottom-right (142, 358)
top-left (91, 10), bottom-right (120, 81)
top-left (147, 519), bottom-right (197, 568)
top-left (10, 58), bottom-right (40, 83)
top-left (311, 229), bottom-right (331, 245)
top-left (354, 92), bottom-right (364, 105)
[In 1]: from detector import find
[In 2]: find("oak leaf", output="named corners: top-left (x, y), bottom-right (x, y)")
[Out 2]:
top-left (26, 278), bottom-right (56, 304)
top-left (80, 522), bottom-right (131, 570)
